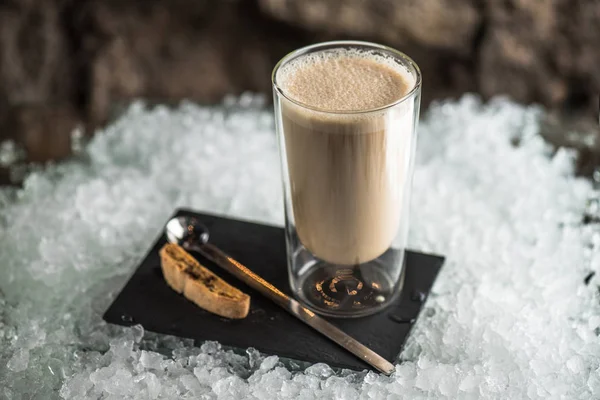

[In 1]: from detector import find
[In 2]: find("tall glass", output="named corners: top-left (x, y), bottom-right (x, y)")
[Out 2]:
top-left (272, 41), bottom-right (421, 317)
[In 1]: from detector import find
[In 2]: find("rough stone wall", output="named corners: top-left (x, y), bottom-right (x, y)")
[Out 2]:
top-left (0, 0), bottom-right (598, 162)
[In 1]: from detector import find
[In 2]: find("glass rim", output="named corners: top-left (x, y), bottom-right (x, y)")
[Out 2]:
top-left (271, 40), bottom-right (422, 115)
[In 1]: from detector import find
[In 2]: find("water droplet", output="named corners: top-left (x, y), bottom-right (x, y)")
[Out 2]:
top-left (388, 311), bottom-right (415, 324)
top-left (120, 314), bottom-right (134, 323)
top-left (410, 290), bottom-right (427, 303)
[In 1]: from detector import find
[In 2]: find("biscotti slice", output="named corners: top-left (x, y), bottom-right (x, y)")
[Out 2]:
top-left (159, 243), bottom-right (250, 319)
top-left (160, 245), bottom-right (187, 293)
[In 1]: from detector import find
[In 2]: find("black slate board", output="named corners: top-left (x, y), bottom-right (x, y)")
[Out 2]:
top-left (103, 209), bottom-right (444, 371)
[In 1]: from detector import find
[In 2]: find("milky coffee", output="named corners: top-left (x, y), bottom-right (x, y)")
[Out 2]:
top-left (276, 49), bottom-right (415, 266)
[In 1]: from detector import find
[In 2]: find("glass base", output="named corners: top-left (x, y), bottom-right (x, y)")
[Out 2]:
top-left (291, 250), bottom-right (405, 318)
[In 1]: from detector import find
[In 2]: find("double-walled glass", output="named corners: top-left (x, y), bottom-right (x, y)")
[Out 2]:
top-left (272, 41), bottom-right (421, 317)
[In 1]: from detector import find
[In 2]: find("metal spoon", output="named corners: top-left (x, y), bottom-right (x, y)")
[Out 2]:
top-left (165, 215), bottom-right (395, 375)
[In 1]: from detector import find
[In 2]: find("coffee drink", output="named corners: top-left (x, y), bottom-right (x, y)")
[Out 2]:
top-left (276, 49), bottom-right (415, 266)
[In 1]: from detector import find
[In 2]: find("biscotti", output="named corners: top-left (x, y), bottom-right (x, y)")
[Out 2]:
top-left (159, 243), bottom-right (250, 319)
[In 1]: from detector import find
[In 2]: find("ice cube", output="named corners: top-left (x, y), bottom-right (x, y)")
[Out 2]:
top-left (140, 350), bottom-right (165, 371)
top-left (212, 375), bottom-right (249, 399)
top-left (7, 348), bottom-right (29, 372)
top-left (259, 355), bottom-right (279, 371)
top-left (304, 363), bottom-right (333, 379)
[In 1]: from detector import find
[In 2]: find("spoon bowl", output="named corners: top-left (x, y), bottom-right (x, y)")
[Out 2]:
top-left (166, 216), bottom-right (210, 248)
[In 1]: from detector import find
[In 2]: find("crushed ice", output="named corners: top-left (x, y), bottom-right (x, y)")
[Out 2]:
top-left (0, 95), bottom-right (599, 399)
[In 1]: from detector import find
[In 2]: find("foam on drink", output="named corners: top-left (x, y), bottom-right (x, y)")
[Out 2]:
top-left (276, 48), bottom-right (414, 112)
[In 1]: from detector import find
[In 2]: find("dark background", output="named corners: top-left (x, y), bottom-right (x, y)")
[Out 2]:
top-left (1, 0), bottom-right (599, 170)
